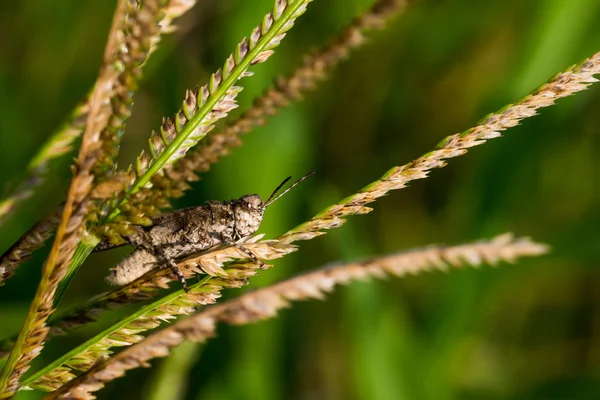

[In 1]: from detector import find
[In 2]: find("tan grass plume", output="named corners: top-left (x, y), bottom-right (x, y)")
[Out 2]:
top-left (44, 233), bottom-right (547, 399)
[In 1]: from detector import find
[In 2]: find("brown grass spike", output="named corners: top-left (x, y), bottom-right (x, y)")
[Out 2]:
top-left (45, 234), bottom-right (547, 399)
top-left (280, 51), bottom-right (600, 243)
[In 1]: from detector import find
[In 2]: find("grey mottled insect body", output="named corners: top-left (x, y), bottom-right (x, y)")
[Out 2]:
top-left (107, 194), bottom-right (265, 286)
top-left (104, 172), bottom-right (314, 289)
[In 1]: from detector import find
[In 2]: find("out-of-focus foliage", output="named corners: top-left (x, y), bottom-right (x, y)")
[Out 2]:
top-left (0, 0), bottom-right (599, 399)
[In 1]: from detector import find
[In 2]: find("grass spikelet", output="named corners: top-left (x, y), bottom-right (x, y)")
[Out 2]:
top-left (140, 0), bottom-right (410, 212)
top-left (44, 233), bottom-right (548, 399)
top-left (0, 1), bottom-right (167, 396)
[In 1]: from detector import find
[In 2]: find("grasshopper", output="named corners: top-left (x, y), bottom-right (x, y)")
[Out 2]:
top-left (96, 172), bottom-right (314, 291)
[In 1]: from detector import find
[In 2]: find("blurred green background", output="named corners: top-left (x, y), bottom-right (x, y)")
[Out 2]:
top-left (1, 0), bottom-right (600, 399)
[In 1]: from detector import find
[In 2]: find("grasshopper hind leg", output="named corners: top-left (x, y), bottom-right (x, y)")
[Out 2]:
top-left (226, 240), bottom-right (265, 269)
top-left (236, 245), bottom-right (264, 268)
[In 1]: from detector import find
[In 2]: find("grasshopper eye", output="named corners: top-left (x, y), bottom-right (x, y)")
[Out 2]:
top-left (239, 194), bottom-right (265, 210)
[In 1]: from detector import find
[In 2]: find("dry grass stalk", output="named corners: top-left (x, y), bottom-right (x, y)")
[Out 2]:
top-left (92, 0), bottom-right (164, 179)
top-left (279, 51), bottom-right (600, 244)
top-left (45, 233), bottom-right (548, 399)
top-left (141, 0), bottom-right (410, 213)
top-left (0, 1), bottom-right (166, 396)
top-left (0, 0), bottom-right (199, 287)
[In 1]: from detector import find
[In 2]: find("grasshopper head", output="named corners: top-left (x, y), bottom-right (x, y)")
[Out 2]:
top-left (231, 172), bottom-right (315, 240)
top-left (232, 194), bottom-right (265, 239)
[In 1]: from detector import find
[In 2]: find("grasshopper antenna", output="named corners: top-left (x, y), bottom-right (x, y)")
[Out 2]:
top-left (265, 171), bottom-right (315, 207)
top-left (265, 176), bottom-right (292, 205)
